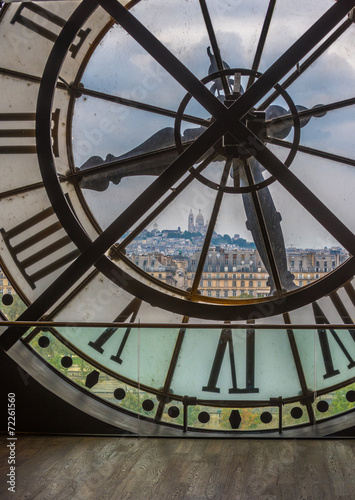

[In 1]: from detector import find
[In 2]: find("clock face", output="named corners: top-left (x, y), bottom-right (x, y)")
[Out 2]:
top-left (0, 0), bottom-right (355, 436)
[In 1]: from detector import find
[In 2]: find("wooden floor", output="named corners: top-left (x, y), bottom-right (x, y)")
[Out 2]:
top-left (0, 436), bottom-right (354, 500)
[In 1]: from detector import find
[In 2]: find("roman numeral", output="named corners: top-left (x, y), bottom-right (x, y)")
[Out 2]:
top-left (202, 326), bottom-right (259, 394)
top-left (312, 301), bottom-right (355, 379)
top-left (11, 3), bottom-right (91, 58)
top-left (88, 298), bottom-right (142, 364)
top-left (0, 207), bottom-right (80, 289)
top-left (0, 110), bottom-right (60, 156)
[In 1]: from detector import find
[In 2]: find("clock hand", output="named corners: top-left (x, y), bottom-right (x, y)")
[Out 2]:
top-left (240, 158), bottom-right (296, 294)
top-left (2, 0), bottom-right (354, 350)
top-left (99, 0), bottom-right (355, 134)
top-left (77, 125), bottom-right (206, 191)
top-left (231, 117), bottom-right (355, 256)
top-left (200, 0), bottom-right (231, 97)
top-left (75, 0), bottom-right (354, 195)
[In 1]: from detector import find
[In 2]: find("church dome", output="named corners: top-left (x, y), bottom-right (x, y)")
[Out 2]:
top-left (195, 209), bottom-right (204, 226)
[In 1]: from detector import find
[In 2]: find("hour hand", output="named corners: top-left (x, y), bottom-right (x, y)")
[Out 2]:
top-left (76, 126), bottom-right (206, 191)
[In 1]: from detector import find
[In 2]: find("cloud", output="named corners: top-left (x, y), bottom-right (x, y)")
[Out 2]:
top-left (73, 0), bottom-right (354, 248)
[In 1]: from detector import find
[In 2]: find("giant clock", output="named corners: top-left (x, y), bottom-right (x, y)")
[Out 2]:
top-left (1, 0), bottom-right (355, 435)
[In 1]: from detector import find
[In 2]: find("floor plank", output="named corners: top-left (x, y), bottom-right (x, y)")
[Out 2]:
top-left (0, 436), bottom-right (354, 500)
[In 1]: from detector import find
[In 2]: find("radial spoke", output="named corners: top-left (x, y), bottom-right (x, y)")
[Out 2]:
top-left (247, 0), bottom-right (276, 89)
top-left (0, 121), bottom-right (225, 351)
top-left (265, 97), bottom-right (355, 130)
top-left (232, 158), bottom-right (242, 189)
top-left (258, 16), bottom-right (353, 110)
top-left (233, 119), bottom-right (355, 255)
top-left (2, 0), bottom-right (355, 351)
top-left (70, 84), bottom-right (209, 127)
top-left (99, 0), bottom-right (355, 129)
top-left (190, 160), bottom-right (231, 296)
top-left (265, 136), bottom-right (355, 168)
top-left (114, 150), bottom-right (219, 252)
top-left (155, 316), bottom-right (189, 422)
top-left (242, 162), bottom-right (283, 295)
top-left (283, 312), bottom-right (316, 424)
top-left (199, 0), bottom-right (231, 96)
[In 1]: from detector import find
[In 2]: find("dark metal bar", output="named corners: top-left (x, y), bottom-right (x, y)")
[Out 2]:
top-left (243, 162), bottom-right (283, 295)
top-left (30, 249), bottom-right (81, 284)
top-left (313, 301), bottom-right (355, 378)
top-left (265, 97), bottom-right (355, 129)
top-left (283, 312), bottom-right (316, 425)
top-left (259, 17), bottom-right (353, 111)
top-left (114, 150), bottom-right (218, 252)
top-left (247, 0), bottom-right (276, 89)
top-left (3, 0), bottom-right (354, 350)
top-left (3, 207), bottom-right (55, 240)
top-left (190, 160), bottom-right (231, 295)
top-left (0, 66), bottom-right (69, 91)
top-left (232, 119), bottom-right (355, 256)
top-left (20, 236), bottom-right (71, 268)
top-left (155, 316), bottom-right (189, 423)
top-left (67, 142), bottom-right (192, 180)
top-left (265, 136), bottom-right (355, 168)
top-left (344, 281), bottom-right (355, 307)
top-left (36, 269), bottom-right (99, 322)
top-left (100, 0), bottom-right (355, 128)
top-left (2, 321), bottom-right (355, 329)
top-left (70, 85), bottom-right (209, 127)
top-left (330, 291), bottom-right (355, 341)
top-left (0, 182), bottom-right (45, 201)
top-left (12, 223), bottom-right (62, 254)
top-left (199, 0), bottom-right (230, 96)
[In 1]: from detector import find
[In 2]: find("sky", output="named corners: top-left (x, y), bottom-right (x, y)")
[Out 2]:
top-left (72, 0), bottom-right (355, 249)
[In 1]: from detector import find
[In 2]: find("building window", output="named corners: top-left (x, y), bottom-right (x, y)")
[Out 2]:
top-left (208, 280), bottom-right (212, 287)
top-left (241, 280), bottom-right (245, 287)
top-left (232, 280), bottom-right (236, 286)
top-left (224, 280), bottom-right (228, 286)
top-left (257, 281), bottom-right (262, 287)
top-left (224, 290), bottom-right (228, 297)
top-left (224, 273), bottom-right (228, 279)
top-left (207, 290), bottom-right (212, 297)
top-left (249, 281), bottom-right (253, 287)
top-left (216, 290), bottom-right (220, 298)
top-left (232, 290), bottom-right (237, 297)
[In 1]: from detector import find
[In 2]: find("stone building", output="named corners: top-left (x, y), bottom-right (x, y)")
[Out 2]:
top-left (188, 209), bottom-right (208, 235)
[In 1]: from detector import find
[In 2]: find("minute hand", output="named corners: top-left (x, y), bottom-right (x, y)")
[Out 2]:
top-left (99, 0), bottom-right (355, 135)
top-left (233, 119), bottom-right (355, 257)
